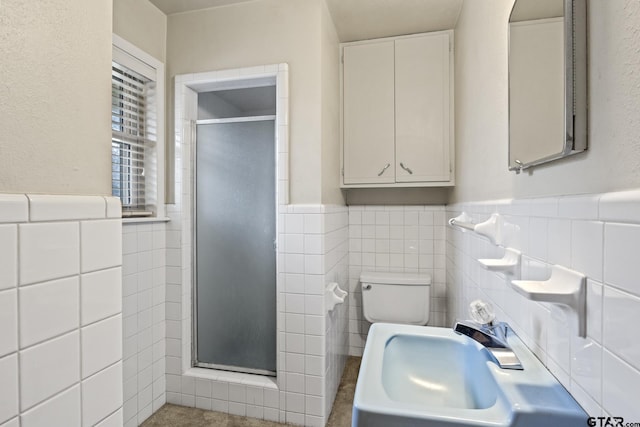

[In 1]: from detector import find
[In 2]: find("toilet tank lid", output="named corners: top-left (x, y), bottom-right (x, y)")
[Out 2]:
top-left (359, 271), bottom-right (432, 286)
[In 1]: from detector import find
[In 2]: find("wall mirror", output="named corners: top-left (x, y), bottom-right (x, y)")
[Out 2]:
top-left (508, 0), bottom-right (587, 173)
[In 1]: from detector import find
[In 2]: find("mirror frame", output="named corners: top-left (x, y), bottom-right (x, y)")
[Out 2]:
top-left (508, 0), bottom-right (588, 173)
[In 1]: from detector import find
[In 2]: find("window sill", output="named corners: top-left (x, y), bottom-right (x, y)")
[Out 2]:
top-left (122, 216), bottom-right (171, 224)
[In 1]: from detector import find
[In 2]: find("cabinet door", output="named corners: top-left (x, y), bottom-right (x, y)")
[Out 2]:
top-left (343, 41), bottom-right (395, 184)
top-left (395, 33), bottom-right (451, 183)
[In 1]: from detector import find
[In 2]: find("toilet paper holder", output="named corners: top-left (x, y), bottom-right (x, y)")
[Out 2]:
top-left (325, 282), bottom-right (348, 313)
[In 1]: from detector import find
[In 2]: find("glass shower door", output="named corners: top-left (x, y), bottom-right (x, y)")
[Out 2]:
top-left (194, 118), bottom-right (276, 375)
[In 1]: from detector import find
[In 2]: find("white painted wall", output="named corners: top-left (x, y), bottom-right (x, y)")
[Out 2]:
top-left (450, 0), bottom-right (513, 203)
top-left (452, 0), bottom-right (640, 203)
top-left (113, 0), bottom-right (167, 63)
top-left (320, 0), bottom-right (345, 206)
top-left (0, 0), bottom-right (112, 196)
top-left (167, 0), bottom-right (327, 204)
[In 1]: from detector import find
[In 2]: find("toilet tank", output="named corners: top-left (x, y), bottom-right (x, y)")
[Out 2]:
top-left (360, 272), bottom-right (431, 325)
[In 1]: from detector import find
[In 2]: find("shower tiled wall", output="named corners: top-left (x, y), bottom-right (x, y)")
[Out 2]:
top-left (347, 205), bottom-right (447, 356)
top-left (166, 65), bottom-right (347, 427)
top-left (0, 194), bottom-right (123, 427)
top-left (447, 190), bottom-right (640, 420)
top-left (162, 203), bottom-right (348, 427)
top-left (121, 222), bottom-right (167, 426)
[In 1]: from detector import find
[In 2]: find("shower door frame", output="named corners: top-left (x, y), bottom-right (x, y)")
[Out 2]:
top-left (173, 65), bottom-right (289, 387)
top-left (192, 114), bottom-right (277, 376)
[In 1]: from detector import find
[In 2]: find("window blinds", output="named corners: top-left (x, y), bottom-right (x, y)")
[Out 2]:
top-left (111, 61), bottom-right (156, 216)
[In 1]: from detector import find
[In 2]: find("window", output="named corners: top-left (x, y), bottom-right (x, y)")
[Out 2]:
top-left (112, 35), bottom-right (165, 218)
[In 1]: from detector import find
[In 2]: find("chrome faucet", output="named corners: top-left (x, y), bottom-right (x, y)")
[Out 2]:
top-left (454, 320), bottom-right (523, 370)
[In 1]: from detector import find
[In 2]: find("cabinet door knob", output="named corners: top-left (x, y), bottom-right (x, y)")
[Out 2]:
top-left (377, 163), bottom-right (391, 176)
top-left (400, 162), bottom-right (413, 174)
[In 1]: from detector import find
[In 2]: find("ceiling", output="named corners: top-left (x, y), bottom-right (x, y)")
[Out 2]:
top-left (148, 0), bottom-right (463, 42)
top-left (148, 0), bottom-right (255, 15)
top-left (200, 86), bottom-right (277, 116)
top-left (510, 0), bottom-right (563, 22)
top-left (326, 0), bottom-right (463, 42)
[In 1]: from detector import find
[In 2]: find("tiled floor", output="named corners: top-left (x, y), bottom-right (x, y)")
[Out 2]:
top-left (141, 357), bottom-right (362, 427)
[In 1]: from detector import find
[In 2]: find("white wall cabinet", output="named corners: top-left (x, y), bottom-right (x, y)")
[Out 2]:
top-left (341, 31), bottom-right (454, 187)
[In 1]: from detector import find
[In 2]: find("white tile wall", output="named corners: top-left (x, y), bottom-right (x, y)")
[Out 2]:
top-left (19, 277), bottom-right (79, 348)
top-left (1, 419), bottom-right (19, 427)
top-left (347, 205), bottom-right (447, 356)
top-left (81, 220), bottom-right (122, 273)
top-left (447, 190), bottom-right (640, 421)
top-left (20, 386), bottom-right (81, 427)
top-left (0, 194), bottom-right (28, 223)
top-left (82, 362), bottom-right (123, 427)
top-left (95, 409), bottom-right (124, 427)
top-left (28, 195), bottom-right (106, 222)
top-left (0, 290), bottom-right (17, 358)
top-left (0, 225), bottom-right (18, 291)
top-left (0, 354), bottom-right (18, 424)
top-left (82, 315), bottom-right (122, 378)
top-left (322, 207), bottom-right (349, 423)
top-left (279, 205), bottom-right (349, 426)
top-left (19, 222), bottom-right (80, 286)
top-left (81, 268), bottom-right (122, 326)
top-left (121, 222), bottom-right (167, 427)
top-left (0, 194), bottom-right (123, 427)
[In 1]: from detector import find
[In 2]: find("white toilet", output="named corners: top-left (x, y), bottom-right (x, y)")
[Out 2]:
top-left (360, 271), bottom-right (432, 325)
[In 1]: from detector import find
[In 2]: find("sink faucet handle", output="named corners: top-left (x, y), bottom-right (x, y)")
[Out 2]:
top-left (453, 320), bottom-right (523, 370)
top-left (453, 320), bottom-right (508, 349)
top-left (469, 300), bottom-right (496, 325)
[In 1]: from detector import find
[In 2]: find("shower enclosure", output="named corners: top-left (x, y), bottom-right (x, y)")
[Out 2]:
top-left (193, 86), bottom-right (277, 376)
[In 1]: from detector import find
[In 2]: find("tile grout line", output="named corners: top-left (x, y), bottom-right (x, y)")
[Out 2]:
top-left (16, 220), bottom-right (22, 420)
top-left (78, 220), bottom-right (84, 426)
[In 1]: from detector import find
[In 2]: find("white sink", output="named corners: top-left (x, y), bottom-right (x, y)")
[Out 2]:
top-left (353, 323), bottom-right (587, 427)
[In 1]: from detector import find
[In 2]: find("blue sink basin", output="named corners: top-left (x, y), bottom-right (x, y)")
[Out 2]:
top-left (382, 334), bottom-right (499, 409)
top-left (353, 323), bottom-right (587, 427)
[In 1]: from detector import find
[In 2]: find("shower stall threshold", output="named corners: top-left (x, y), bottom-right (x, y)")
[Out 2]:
top-left (195, 361), bottom-right (276, 377)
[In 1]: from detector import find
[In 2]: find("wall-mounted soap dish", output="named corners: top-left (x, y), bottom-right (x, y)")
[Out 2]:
top-left (478, 248), bottom-right (521, 274)
top-left (511, 265), bottom-right (586, 337)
